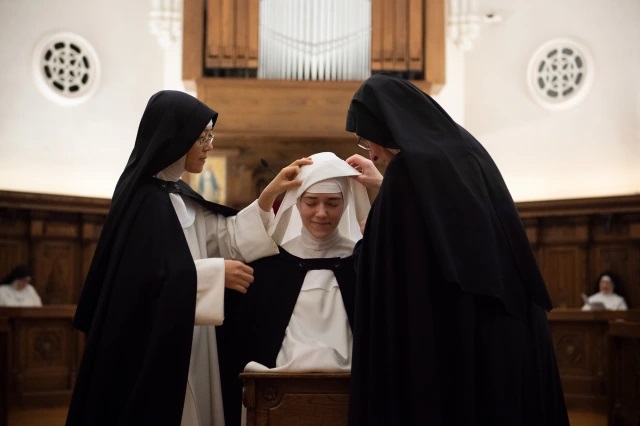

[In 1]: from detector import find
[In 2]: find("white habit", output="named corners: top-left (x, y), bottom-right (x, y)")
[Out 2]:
top-left (581, 291), bottom-right (628, 311)
top-left (245, 227), bottom-right (355, 372)
top-left (161, 185), bottom-right (277, 426)
top-left (0, 282), bottom-right (42, 307)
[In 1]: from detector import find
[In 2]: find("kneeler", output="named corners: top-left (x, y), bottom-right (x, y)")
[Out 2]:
top-left (241, 371), bottom-right (350, 426)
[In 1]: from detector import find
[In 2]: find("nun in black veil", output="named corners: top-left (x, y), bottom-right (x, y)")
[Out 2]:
top-left (66, 90), bottom-right (308, 426)
top-left (344, 73), bottom-right (569, 426)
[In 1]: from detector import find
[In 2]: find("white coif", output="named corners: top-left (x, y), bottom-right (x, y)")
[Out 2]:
top-left (258, 0), bottom-right (371, 81)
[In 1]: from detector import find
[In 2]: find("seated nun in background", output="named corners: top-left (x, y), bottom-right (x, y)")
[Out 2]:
top-left (0, 265), bottom-right (42, 307)
top-left (581, 271), bottom-right (628, 311)
top-left (217, 151), bottom-right (370, 426)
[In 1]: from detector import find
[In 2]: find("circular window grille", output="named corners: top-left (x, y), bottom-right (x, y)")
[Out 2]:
top-left (526, 38), bottom-right (594, 110)
top-left (32, 32), bottom-right (101, 106)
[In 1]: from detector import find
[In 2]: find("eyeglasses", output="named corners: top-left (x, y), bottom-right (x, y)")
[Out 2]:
top-left (196, 133), bottom-right (215, 149)
top-left (356, 136), bottom-right (371, 151)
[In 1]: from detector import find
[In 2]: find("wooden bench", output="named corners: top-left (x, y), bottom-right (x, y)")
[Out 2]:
top-left (241, 372), bottom-right (350, 426)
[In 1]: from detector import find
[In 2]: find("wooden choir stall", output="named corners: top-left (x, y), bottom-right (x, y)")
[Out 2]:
top-left (547, 309), bottom-right (640, 412)
top-left (0, 306), bottom-right (82, 408)
top-left (0, 190), bottom-right (108, 412)
top-left (607, 319), bottom-right (640, 426)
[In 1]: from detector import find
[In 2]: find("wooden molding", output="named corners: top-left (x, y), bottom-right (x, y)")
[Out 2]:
top-left (197, 78), bottom-right (362, 138)
top-left (516, 194), bottom-right (640, 218)
top-left (0, 190), bottom-right (110, 215)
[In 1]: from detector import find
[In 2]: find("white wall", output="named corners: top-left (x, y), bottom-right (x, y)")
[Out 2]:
top-left (0, 0), bottom-right (166, 198)
top-left (464, 0), bottom-right (640, 201)
top-left (433, 38), bottom-right (466, 125)
top-left (0, 0), bottom-right (638, 202)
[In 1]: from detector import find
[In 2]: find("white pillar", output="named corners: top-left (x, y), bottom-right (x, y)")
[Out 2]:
top-left (447, 0), bottom-right (481, 51)
top-left (149, 0), bottom-right (188, 92)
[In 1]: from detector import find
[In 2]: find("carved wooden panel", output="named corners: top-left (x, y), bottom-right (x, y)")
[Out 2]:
top-left (550, 320), bottom-right (607, 409)
top-left (21, 322), bottom-right (70, 389)
top-left (79, 216), bottom-right (104, 303)
top-left (242, 372), bottom-right (350, 426)
top-left (0, 209), bottom-right (30, 280)
top-left (553, 326), bottom-right (591, 374)
top-left (1, 306), bottom-right (81, 408)
top-left (30, 242), bottom-right (79, 305)
top-left (608, 321), bottom-right (640, 426)
top-left (522, 218), bottom-right (540, 247)
top-left (0, 240), bottom-right (28, 282)
top-left (205, 0), bottom-right (259, 70)
top-left (591, 213), bottom-right (640, 242)
top-left (539, 217), bottom-right (589, 244)
top-left (29, 214), bottom-right (80, 240)
top-left (0, 191), bottom-right (109, 305)
top-left (547, 311), bottom-right (640, 411)
top-left (371, 0), bottom-right (424, 74)
top-left (80, 217), bottom-right (103, 242)
top-left (0, 318), bottom-right (9, 426)
top-left (79, 242), bottom-right (97, 302)
top-left (539, 246), bottom-right (586, 308)
top-left (0, 210), bottom-right (28, 238)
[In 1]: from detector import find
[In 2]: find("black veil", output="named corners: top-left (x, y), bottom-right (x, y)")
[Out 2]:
top-left (346, 73), bottom-right (552, 317)
top-left (74, 90), bottom-right (218, 332)
top-left (344, 73), bottom-right (568, 426)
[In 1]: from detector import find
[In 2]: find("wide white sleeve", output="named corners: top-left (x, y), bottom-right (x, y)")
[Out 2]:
top-left (207, 200), bottom-right (279, 262)
top-left (193, 258), bottom-right (226, 325)
top-left (27, 285), bottom-right (42, 307)
top-left (0, 287), bottom-right (11, 306)
top-left (617, 297), bottom-right (628, 310)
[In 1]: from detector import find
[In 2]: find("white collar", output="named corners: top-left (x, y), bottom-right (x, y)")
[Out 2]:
top-left (299, 227), bottom-right (342, 251)
top-left (155, 155), bottom-right (186, 182)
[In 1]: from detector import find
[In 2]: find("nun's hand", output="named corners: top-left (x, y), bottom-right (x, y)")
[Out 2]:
top-left (258, 157), bottom-right (313, 211)
top-left (224, 260), bottom-right (254, 294)
top-left (346, 154), bottom-right (383, 190)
